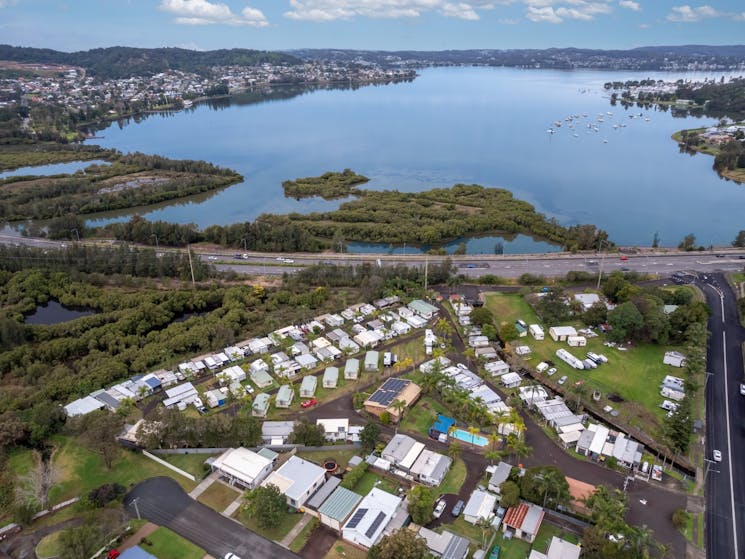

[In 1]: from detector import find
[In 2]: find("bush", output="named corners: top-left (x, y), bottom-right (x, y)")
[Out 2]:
top-left (672, 509), bottom-right (690, 531)
top-left (341, 462), bottom-right (369, 490)
top-left (519, 273), bottom-right (545, 285)
top-left (13, 500), bottom-right (38, 526)
top-left (88, 483), bottom-right (126, 508)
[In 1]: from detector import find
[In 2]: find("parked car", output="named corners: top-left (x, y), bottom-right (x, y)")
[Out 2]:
top-left (713, 449), bottom-right (722, 462)
top-left (558, 375), bottom-right (568, 385)
top-left (452, 500), bottom-right (465, 517)
top-left (547, 367), bottom-right (557, 376)
top-left (433, 499), bottom-right (447, 519)
top-left (301, 398), bottom-right (318, 408)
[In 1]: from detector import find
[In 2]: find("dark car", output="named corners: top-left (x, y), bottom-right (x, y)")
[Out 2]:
top-left (452, 500), bottom-right (465, 517)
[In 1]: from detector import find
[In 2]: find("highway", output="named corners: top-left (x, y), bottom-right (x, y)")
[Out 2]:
top-left (698, 273), bottom-right (745, 559)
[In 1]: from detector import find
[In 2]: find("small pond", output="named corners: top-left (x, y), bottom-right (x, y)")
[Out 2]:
top-left (0, 160), bottom-right (109, 180)
top-left (24, 300), bottom-right (95, 325)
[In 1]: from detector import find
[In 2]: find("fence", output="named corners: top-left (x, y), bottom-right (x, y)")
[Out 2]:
top-left (142, 450), bottom-right (196, 481)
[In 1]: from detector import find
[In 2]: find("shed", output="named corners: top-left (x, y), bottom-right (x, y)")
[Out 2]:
top-left (300, 375), bottom-right (317, 398)
top-left (323, 367), bottom-right (339, 389)
top-left (318, 487), bottom-right (363, 532)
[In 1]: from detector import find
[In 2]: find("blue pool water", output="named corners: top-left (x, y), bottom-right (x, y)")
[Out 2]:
top-left (450, 428), bottom-right (489, 447)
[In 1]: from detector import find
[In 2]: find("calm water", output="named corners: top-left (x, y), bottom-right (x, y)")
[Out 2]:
top-left (24, 300), bottom-right (95, 325)
top-left (0, 160), bottom-right (109, 179)
top-left (85, 67), bottom-right (744, 248)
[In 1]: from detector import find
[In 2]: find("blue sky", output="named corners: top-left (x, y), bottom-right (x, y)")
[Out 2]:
top-left (1, 0), bottom-right (744, 52)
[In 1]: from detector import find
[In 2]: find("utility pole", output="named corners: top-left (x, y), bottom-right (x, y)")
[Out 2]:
top-left (151, 234), bottom-right (158, 248)
top-left (131, 497), bottom-right (141, 520)
top-left (71, 228), bottom-right (80, 242)
top-left (596, 239), bottom-right (606, 290)
top-left (424, 255), bottom-right (429, 293)
top-left (186, 244), bottom-right (195, 286)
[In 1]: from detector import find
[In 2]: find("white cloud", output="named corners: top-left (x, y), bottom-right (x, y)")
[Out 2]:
top-left (619, 0), bottom-right (640, 11)
top-left (441, 3), bottom-right (480, 20)
top-left (0, 0), bottom-right (18, 7)
top-left (526, 5), bottom-right (562, 22)
top-left (526, 1), bottom-right (612, 23)
top-left (666, 4), bottom-right (719, 22)
top-left (283, 0), bottom-right (506, 21)
top-left (160, 0), bottom-right (268, 26)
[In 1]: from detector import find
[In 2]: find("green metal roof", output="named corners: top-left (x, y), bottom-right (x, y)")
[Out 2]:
top-left (318, 487), bottom-right (363, 522)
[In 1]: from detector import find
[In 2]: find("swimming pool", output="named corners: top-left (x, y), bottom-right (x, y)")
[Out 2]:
top-left (450, 428), bottom-right (489, 447)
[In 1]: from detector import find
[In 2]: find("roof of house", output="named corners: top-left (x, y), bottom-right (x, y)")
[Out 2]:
top-left (410, 449), bottom-right (451, 481)
top-left (317, 486), bottom-right (363, 521)
top-left (64, 395), bottom-right (105, 417)
top-left (316, 418), bottom-right (349, 435)
top-left (343, 488), bottom-right (402, 545)
top-left (549, 326), bottom-right (578, 336)
top-left (463, 489), bottom-right (497, 520)
top-left (365, 378), bottom-right (420, 409)
top-left (211, 447), bottom-right (272, 486)
top-left (300, 375), bottom-right (317, 392)
top-left (489, 461), bottom-right (513, 488)
top-left (503, 502), bottom-right (529, 530)
top-left (545, 536), bottom-right (581, 559)
top-left (431, 414), bottom-right (456, 434)
top-left (250, 368), bottom-right (274, 386)
top-left (262, 456), bottom-right (326, 501)
top-left (296, 353), bottom-right (318, 366)
top-left (305, 476), bottom-right (342, 511)
top-left (262, 421), bottom-right (295, 437)
top-left (418, 527), bottom-right (470, 559)
top-left (408, 299), bottom-right (438, 315)
top-left (257, 447), bottom-right (279, 462)
top-left (253, 393), bottom-right (270, 411)
top-left (277, 384), bottom-right (294, 402)
top-left (381, 433), bottom-right (418, 463)
top-left (119, 546), bottom-right (158, 559)
top-left (323, 367), bottom-right (339, 383)
top-left (344, 358), bottom-right (360, 372)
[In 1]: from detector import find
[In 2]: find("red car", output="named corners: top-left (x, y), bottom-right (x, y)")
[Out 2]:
top-left (301, 398), bottom-right (318, 408)
top-left (619, 255), bottom-right (628, 261)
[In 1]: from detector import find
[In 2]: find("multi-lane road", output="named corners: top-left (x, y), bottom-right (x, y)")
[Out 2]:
top-left (698, 273), bottom-right (745, 559)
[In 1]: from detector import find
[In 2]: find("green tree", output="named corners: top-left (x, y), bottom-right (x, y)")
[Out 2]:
top-left (585, 485), bottom-right (627, 533)
top-left (663, 394), bottom-right (692, 454)
top-left (519, 466), bottom-right (570, 509)
top-left (244, 484), bottom-right (286, 529)
top-left (407, 485), bottom-right (436, 525)
top-left (58, 522), bottom-right (103, 559)
top-left (678, 234), bottom-right (697, 251)
top-left (447, 441), bottom-right (462, 460)
top-left (499, 322), bottom-right (520, 342)
top-left (289, 419), bottom-right (326, 446)
top-left (470, 307), bottom-right (495, 327)
top-left (499, 480), bottom-right (521, 508)
top-left (360, 423), bottom-right (381, 452)
top-left (733, 230), bottom-right (745, 248)
top-left (583, 301), bottom-right (608, 327)
top-left (369, 528), bottom-right (430, 559)
top-left (607, 301), bottom-right (644, 343)
top-left (535, 288), bottom-right (572, 324)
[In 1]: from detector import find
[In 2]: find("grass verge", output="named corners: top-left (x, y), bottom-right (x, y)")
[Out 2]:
top-left (236, 508), bottom-right (303, 542)
top-left (197, 482), bottom-right (241, 512)
top-left (143, 526), bottom-right (205, 559)
top-left (439, 458), bottom-right (467, 495)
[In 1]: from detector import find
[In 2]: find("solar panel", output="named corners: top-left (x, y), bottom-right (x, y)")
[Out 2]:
top-left (346, 508), bottom-right (368, 529)
top-left (365, 511), bottom-right (386, 539)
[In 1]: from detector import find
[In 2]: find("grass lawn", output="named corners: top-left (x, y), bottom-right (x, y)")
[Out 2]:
top-left (197, 482), bottom-right (241, 512)
top-left (143, 526), bottom-right (205, 559)
top-left (400, 395), bottom-right (449, 437)
top-left (296, 449), bottom-right (360, 470)
top-left (439, 458), bottom-right (467, 495)
top-left (323, 539), bottom-right (369, 559)
top-left (160, 453), bottom-right (214, 480)
top-left (237, 508), bottom-right (303, 542)
top-left (290, 517), bottom-right (319, 553)
top-left (490, 532), bottom-right (532, 559)
top-left (531, 522), bottom-right (580, 553)
top-left (48, 435), bottom-right (196, 505)
top-left (484, 292), bottom-right (684, 435)
top-left (35, 531), bottom-right (63, 559)
top-left (445, 516), bottom-right (491, 546)
top-left (352, 471), bottom-right (402, 497)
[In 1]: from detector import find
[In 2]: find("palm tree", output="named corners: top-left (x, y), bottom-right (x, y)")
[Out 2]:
top-left (390, 399), bottom-right (408, 421)
top-left (467, 425), bottom-right (480, 445)
top-left (485, 449), bottom-right (501, 465)
top-left (626, 524), bottom-right (666, 558)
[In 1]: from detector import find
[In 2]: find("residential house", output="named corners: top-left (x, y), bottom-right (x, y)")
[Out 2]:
top-left (484, 360), bottom-right (510, 377)
top-left (276, 385), bottom-right (295, 408)
top-left (342, 488), bottom-right (403, 549)
top-left (410, 450), bottom-right (452, 486)
top-left (500, 372), bottom-right (522, 388)
top-left (418, 528), bottom-right (470, 559)
top-left (487, 462), bottom-right (513, 494)
top-left (304, 476), bottom-right (342, 517)
top-left (364, 378), bottom-right (422, 422)
top-left (316, 418), bottom-right (349, 442)
top-left (205, 388), bottom-right (226, 408)
top-left (381, 433), bottom-right (425, 471)
top-left (548, 326), bottom-right (578, 342)
top-left (250, 367), bottom-right (273, 389)
top-left (364, 351), bottom-right (380, 372)
top-left (323, 367), bottom-right (339, 388)
top-left (296, 353), bottom-right (319, 370)
top-left (162, 382), bottom-right (199, 410)
top-left (528, 536), bottom-right (581, 559)
top-left (344, 358), bottom-right (360, 380)
top-left (408, 299), bottom-right (438, 320)
top-left (261, 421), bottom-right (295, 445)
top-left (262, 456), bottom-right (326, 509)
top-left (463, 489), bottom-right (497, 525)
top-left (252, 393), bottom-right (271, 417)
top-left (275, 359), bottom-right (301, 379)
top-left (576, 423), bottom-right (610, 460)
top-left (210, 447), bottom-right (273, 489)
top-left (300, 376), bottom-right (317, 398)
top-left (63, 395), bottom-right (105, 417)
top-left (502, 502), bottom-right (544, 543)
top-left (574, 293), bottom-right (601, 311)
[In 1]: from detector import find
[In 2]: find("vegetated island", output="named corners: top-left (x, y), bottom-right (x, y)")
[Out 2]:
top-left (0, 147), bottom-right (243, 221)
top-left (282, 169), bottom-right (369, 200)
top-left (101, 174), bottom-right (612, 253)
top-left (673, 126), bottom-right (745, 184)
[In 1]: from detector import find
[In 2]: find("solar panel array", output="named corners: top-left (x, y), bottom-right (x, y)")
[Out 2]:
top-left (365, 511), bottom-right (386, 539)
top-left (346, 507), bottom-right (368, 529)
top-left (367, 378), bottom-right (409, 407)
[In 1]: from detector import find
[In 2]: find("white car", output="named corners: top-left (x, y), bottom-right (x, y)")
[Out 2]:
top-left (433, 499), bottom-right (446, 519)
top-left (283, 258), bottom-right (294, 263)
top-left (224, 554), bottom-right (242, 559)
top-left (547, 367), bottom-right (557, 376)
top-left (740, 383), bottom-right (745, 396)
top-left (713, 450), bottom-right (722, 462)
top-left (558, 375), bottom-right (568, 385)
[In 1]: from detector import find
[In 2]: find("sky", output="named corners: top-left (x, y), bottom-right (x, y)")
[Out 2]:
top-left (1, 0), bottom-right (744, 52)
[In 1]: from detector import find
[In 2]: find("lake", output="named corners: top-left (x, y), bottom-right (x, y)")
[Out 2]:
top-left (24, 300), bottom-right (95, 325)
top-left (85, 67), bottom-right (744, 249)
top-left (0, 160), bottom-right (109, 179)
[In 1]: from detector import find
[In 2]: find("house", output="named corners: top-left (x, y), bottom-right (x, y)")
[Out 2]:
top-left (342, 488), bottom-right (403, 549)
top-left (252, 393), bottom-right (271, 417)
top-left (250, 368), bottom-right (274, 389)
top-left (204, 356), bottom-right (218, 370)
top-left (290, 342), bottom-right (309, 356)
top-left (529, 324), bottom-right (544, 340)
top-left (261, 421), bottom-right (295, 445)
top-left (276, 385), bottom-right (295, 408)
top-left (275, 359), bottom-right (301, 379)
top-left (300, 376), bottom-right (317, 398)
top-left (487, 462), bottom-right (513, 494)
top-left (354, 330), bottom-right (382, 348)
top-left (323, 367), bottom-right (339, 389)
top-left (316, 345), bottom-right (342, 362)
top-left (418, 527), bottom-right (470, 559)
top-left (220, 365), bottom-right (246, 384)
top-left (262, 455), bottom-right (326, 509)
top-left (574, 293), bottom-right (601, 311)
top-left (364, 351), bottom-right (380, 371)
top-left (364, 378), bottom-right (422, 422)
top-left (64, 395), bottom-right (105, 417)
top-left (316, 418), bottom-right (349, 442)
top-left (381, 433), bottom-right (425, 471)
top-left (549, 326), bottom-right (578, 342)
top-left (391, 321), bottom-right (411, 335)
top-left (410, 450), bottom-right (452, 486)
top-left (475, 346), bottom-right (498, 360)
top-left (270, 352), bottom-right (290, 367)
top-left (528, 536), bottom-right (581, 559)
top-left (566, 336), bottom-right (586, 347)
top-left (500, 372), bottom-right (522, 388)
top-left (344, 358), bottom-right (360, 380)
top-left (210, 447), bottom-right (273, 489)
top-left (296, 353), bottom-right (319, 370)
top-left (205, 388), bottom-right (226, 408)
top-left (502, 502), bottom-right (544, 543)
top-left (485, 360), bottom-right (510, 377)
top-left (250, 358), bottom-right (270, 375)
top-left (611, 433), bottom-right (643, 469)
top-left (247, 337), bottom-right (273, 354)
top-left (576, 423), bottom-right (610, 460)
top-left (318, 487), bottom-right (364, 532)
top-left (408, 299), bottom-right (438, 320)
top-left (338, 337), bottom-right (360, 353)
top-left (462, 489), bottom-right (497, 525)
top-left (304, 476), bottom-right (342, 516)
top-left (468, 335), bottom-right (490, 348)
top-left (162, 382), bottom-right (199, 409)
top-left (663, 351), bottom-right (687, 368)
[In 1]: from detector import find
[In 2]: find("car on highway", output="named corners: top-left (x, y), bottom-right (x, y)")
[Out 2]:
top-left (740, 383), bottom-right (745, 396)
top-left (433, 498), bottom-right (447, 519)
top-left (284, 258), bottom-right (295, 263)
top-left (208, 256), bottom-right (218, 261)
top-left (300, 398), bottom-right (318, 408)
top-left (558, 375), bottom-right (568, 385)
top-left (451, 500), bottom-right (464, 517)
top-left (619, 255), bottom-right (628, 261)
top-left (620, 267), bottom-right (630, 272)
top-left (713, 449), bottom-right (722, 462)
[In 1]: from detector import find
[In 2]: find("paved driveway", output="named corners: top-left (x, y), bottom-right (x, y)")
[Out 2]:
top-left (124, 477), bottom-right (299, 559)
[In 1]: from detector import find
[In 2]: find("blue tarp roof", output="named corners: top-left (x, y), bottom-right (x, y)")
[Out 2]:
top-left (144, 377), bottom-right (161, 389)
top-left (119, 546), bottom-right (158, 559)
top-left (431, 414), bottom-right (455, 434)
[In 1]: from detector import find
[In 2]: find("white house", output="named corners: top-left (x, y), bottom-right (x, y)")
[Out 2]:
top-left (549, 326), bottom-right (577, 342)
top-left (300, 375), bottom-right (318, 398)
top-left (462, 489), bottom-right (497, 525)
top-left (501, 372), bottom-right (522, 388)
top-left (262, 456), bottom-right (326, 509)
top-left (275, 385), bottom-right (295, 408)
top-left (323, 367), bottom-right (339, 388)
top-left (316, 418), bottom-right (349, 442)
top-left (211, 447), bottom-right (273, 489)
top-left (296, 353), bottom-right (318, 370)
top-left (663, 351), bottom-right (687, 368)
top-left (529, 324), bottom-right (544, 340)
top-left (342, 488), bottom-right (403, 549)
top-left (344, 358), bottom-right (360, 380)
top-left (410, 450), bottom-right (452, 486)
top-left (574, 293), bottom-right (601, 311)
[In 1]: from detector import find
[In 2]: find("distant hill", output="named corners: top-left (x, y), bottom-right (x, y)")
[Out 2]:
top-left (288, 45), bottom-right (745, 70)
top-left (0, 45), bottom-right (301, 79)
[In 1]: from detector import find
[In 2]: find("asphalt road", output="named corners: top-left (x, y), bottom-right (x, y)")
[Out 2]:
top-left (124, 477), bottom-right (300, 559)
top-left (698, 273), bottom-right (745, 559)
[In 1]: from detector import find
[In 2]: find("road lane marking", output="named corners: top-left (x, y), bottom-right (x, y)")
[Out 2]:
top-left (721, 329), bottom-right (740, 558)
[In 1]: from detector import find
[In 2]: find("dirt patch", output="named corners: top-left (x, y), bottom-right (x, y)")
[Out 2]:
top-left (607, 393), bottom-right (624, 403)
top-left (300, 525), bottom-right (337, 559)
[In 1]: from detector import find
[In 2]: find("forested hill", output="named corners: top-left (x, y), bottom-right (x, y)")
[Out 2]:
top-left (289, 44), bottom-right (745, 70)
top-left (0, 45), bottom-right (301, 78)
